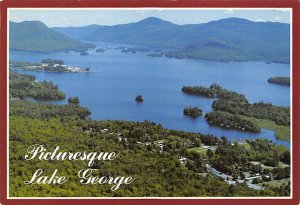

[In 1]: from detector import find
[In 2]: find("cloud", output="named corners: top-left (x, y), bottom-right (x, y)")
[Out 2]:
top-left (224, 10), bottom-right (234, 14)
top-left (275, 16), bottom-right (283, 21)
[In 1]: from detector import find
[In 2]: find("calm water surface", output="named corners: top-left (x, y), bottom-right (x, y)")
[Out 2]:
top-left (10, 41), bottom-right (291, 147)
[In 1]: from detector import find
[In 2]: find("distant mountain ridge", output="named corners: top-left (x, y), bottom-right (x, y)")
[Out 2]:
top-left (10, 21), bottom-right (94, 52)
top-left (53, 17), bottom-right (290, 63)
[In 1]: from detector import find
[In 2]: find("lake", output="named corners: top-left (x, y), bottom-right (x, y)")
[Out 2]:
top-left (10, 41), bottom-right (291, 148)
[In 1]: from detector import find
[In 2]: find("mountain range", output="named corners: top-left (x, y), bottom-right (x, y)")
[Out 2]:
top-left (9, 21), bottom-right (94, 52)
top-left (10, 17), bottom-right (290, 63)
top-left (53, 17), bottom-right (290, 63)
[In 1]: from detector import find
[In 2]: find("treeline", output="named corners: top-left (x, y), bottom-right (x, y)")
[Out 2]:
top-left (212, 100), bottom-right (290, 126)
top-left (10, 73), bottom-right (65, 100)
top-left (10, 100), bottom-right (91, 120)
top-left (182, 83), bottom-right (290, 126)
top-left (182, 83), bottom-right (247, 102)
top-left (205, 111), bottom-right (260, 132)
top-left (41, 59), bottom-right (64, 65)
top-left (268, 77), bottom-right (290, 86)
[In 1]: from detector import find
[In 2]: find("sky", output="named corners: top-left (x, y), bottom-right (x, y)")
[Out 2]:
top-left (9, 9), bottom-right (291, 27)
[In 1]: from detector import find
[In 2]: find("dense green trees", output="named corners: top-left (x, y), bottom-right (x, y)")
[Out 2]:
top-left (182, 83), bottom-right (290, 126)
top-left (10, 100), bottom-right (91, 120)
top-left (68, 97), bottom-right (80, 105)
top-left (210, 138), bottom-right (290, 182)
top-left (183, 107), bottom-right (202, 118)
top-left (212, 100), bottom-right (290, 126)
top-left (9, 112), bottom-right (285, 197)
top-left (205, 111), bottom-right (260, 132)
top-left (10, 73), bottom-right (65, 100)
top-left (135, 95), bottom-right (144, 102)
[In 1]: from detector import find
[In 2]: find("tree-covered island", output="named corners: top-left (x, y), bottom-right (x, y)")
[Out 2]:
top-left (135, 95), bottom-right (144, 102)
top-left (183, 106), bottom-right (202, 119)
top-left (268, 77), bottom-right (290, 86)
top-left (10, 59), bottom-right (90, 73)
top-left (182, 83), bottom-right (290, 140)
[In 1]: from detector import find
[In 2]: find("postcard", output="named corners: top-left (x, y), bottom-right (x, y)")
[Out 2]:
top-left (0, 0), bottom-right (299, 204)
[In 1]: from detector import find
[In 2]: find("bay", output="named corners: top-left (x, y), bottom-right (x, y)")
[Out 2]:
top-left (10, 41), bottom-right (291, 148)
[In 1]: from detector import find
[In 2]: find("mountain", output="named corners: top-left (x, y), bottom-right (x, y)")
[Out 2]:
top-left (9, 21), bottom-right (94, 52)
top-left (52, 24), bottom-right (101, 39)
top-left (54, 17), bottom-right (290, 63)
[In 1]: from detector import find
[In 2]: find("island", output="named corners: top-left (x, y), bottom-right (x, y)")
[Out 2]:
top-left (96, 48), bottom-right (105, 53)
top-left (268, 77), bottom-right (290, 86)
top-left (135, 95), bottom-right (144, 102)
top-left (80, 51), bottom-right (89, 55)
top-left (182, 83), bottom-right (290, 141)
top-left (10, 59), bottom-right (90, 73)
top-left (183, 106), bottom-right (202, 118)
top-left (148, 52), bottom-right (164, 57)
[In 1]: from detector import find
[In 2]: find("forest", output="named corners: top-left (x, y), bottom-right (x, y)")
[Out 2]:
top-left (10, 73), bottom-right (65, 100)
top-left (205, 111), bottom-right (260, 132)
top-left (183, 107), bottom-right (202, 119)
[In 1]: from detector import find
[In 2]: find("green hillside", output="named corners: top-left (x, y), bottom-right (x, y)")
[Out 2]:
top-left (55, 17), bottom-right (289, 63)
top-left (9, 21), bottom-right (94, 52)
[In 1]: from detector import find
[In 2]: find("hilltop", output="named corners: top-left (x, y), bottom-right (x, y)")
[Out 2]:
top-left (9, 21), bottom-right (94, 52)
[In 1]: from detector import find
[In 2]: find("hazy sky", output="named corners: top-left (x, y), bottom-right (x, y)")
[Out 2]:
top-left (9, 9), bottom-right (291, 27)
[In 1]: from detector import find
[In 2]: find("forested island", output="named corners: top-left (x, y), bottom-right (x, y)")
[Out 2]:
top-left (183, 106), bottom-right (202, 119)
top-left (148, 52), bottom-right (164, 57)
top-left (182, 84), bottom-right (290, 141)
top-left (80, 51), bottom-right (89, 55)
top-left (268, 77), bottom-right (290, 86)
top-left (135, 95), bottom-right (144, 102)
top-left (10, 59), bottom-right (90, 73)
top-left (9, 72), bottom-right (290, 197)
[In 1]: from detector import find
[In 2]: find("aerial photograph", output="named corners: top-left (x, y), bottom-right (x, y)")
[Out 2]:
top-left (8, 9), bottom-right (291, 197)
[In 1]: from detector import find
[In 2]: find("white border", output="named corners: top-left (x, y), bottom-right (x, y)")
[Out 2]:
top-left (7, 7), bottom-right (293, 200)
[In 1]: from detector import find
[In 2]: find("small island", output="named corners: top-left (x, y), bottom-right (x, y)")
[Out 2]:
top-left (268, 77), bottom-right (290, 86)
top-left (135, 95), bottom-right (144, 102)
top-left (148, 52), bottom-right (164, 57)
top-left (183, 106), bottom-right (202, 118)
top-left (80, 51), bottom-right (89, 55)
top-left (121, 47), bottom-right (150, 54)
top-left (10, 59), bottom-right (90, 73)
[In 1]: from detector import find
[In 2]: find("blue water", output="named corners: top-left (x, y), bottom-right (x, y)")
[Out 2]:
top-left (10, 41), bottom-right (291, 148)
